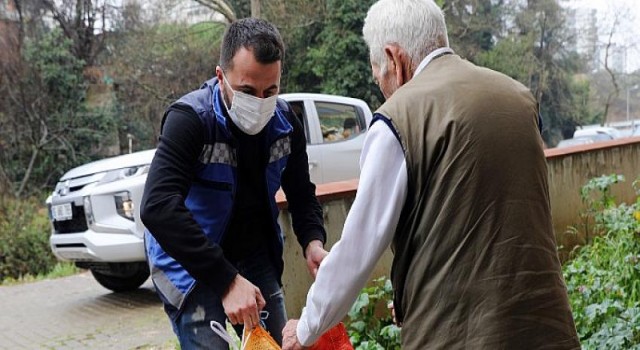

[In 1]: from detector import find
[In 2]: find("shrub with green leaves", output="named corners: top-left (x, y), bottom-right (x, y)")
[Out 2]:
top-left (347, 174), bottom-right (640, 349)
top-left (574, 174), bottom-right (628, 243)
top-left (346, 277), bottom-right (401, 349)
top-left (0, 197), bottom-right (58, 282)
top-left (563, 174), bottom-right (640, 349)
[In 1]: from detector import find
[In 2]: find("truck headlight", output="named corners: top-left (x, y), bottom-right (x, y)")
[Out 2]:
top-left (114, 191), bottom-right (135, 221)
top-left (100, 165), bottom-right (150, 185)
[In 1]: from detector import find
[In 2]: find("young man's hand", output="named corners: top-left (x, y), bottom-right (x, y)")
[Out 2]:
top-left (282, 319), bottom-right (308, 350)
top-left (305, 240), bottom-right (328, 279)
top-left (222, 274), bottom-right (266, 330)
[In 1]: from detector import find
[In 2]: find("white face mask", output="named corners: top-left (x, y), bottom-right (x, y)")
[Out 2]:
top-left (221, 72), bottom-right (278, 135)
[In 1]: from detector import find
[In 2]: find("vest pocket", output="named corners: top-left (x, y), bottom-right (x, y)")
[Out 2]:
top-left (193, 178), bottom-right (232, 191)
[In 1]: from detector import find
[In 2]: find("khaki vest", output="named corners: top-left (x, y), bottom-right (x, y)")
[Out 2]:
top-left (377, 54), bottom-right (580, 349)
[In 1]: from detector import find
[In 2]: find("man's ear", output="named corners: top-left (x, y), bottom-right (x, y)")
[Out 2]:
top-left (384, 44), bottom-right (412, 87)
top-left (215, 66), bottom-right (223, 82)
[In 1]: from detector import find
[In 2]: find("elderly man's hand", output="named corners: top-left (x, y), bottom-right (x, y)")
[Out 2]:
top-left (282, 319), bottom-right (308, 350)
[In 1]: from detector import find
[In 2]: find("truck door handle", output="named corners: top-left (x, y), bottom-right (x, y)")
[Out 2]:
top-left (308, 161), bottom-right (318, 170)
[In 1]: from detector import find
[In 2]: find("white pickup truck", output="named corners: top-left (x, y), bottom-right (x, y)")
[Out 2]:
top-left (47, 93), bottom-right (372, 292)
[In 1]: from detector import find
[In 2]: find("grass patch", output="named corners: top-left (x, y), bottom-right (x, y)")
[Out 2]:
top-left (1, 261), bottom-right (81, 285)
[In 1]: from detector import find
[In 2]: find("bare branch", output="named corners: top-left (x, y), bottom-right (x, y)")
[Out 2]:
top-left (600, 10), bottom-right (622, 125)
top-left (192, 0), bottom-right (236, 23)
top-left (52, 134), bottom-right (77, 163)
top-left (15, 145), bottom-right (38, 197)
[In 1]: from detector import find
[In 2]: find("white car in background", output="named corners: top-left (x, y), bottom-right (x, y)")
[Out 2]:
top-left (47, 93), bottom-right (373, 292)
top-left (555, 133), bottom-right (614, 149)
top-left (556, 125), bottom-right (626, 149)
top-left (573, 126), bottom-right (622, 140)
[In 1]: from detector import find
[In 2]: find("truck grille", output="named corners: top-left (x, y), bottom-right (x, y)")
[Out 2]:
top-left (53, 204), bottom-right (88, 233)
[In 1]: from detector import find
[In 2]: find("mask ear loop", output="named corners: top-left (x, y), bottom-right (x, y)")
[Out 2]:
top-left (219, 70), bottom-right (235, 111)
top-left (210, 320), bottom-right (240, 350)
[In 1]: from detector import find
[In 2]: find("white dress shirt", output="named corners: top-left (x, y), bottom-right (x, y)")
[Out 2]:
top-left (296, 47), bottom-right (454, 346)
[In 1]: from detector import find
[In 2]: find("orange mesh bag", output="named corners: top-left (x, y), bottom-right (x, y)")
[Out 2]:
top-left (242, 325), bottom-right (281, 350)
top-left (310, 322), bottom-right (354, 350)
top-left (210, 321), bottom-right (281, 350)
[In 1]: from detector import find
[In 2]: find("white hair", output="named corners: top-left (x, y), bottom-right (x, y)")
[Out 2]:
top-left (363, 0), bottom-right (449, 74)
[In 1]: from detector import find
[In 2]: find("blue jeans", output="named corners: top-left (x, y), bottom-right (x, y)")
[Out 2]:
top-left (167, 249), bottom-right (287, 350)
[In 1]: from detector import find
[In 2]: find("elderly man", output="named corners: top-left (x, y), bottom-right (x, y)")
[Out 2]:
top-left (282, 0), bottom-right (580, 349)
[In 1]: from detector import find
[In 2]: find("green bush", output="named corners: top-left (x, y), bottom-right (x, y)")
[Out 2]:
top-left (346, 277), bottom-right (401, 349)
top-left (347, 175), bottom-right (640, 349)
top-left (563, 175), bottom-right (640, 349)
top-left (0, 197), bottom-right (58, 282)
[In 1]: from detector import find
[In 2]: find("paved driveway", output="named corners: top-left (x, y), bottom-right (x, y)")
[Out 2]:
top-left (0, 271), bottom-right (175, 349)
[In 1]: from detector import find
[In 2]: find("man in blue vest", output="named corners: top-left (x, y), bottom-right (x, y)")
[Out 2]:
top-left (141, 18), bottom-right (328, 349)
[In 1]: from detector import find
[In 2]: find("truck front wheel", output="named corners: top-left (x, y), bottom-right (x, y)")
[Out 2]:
top-left (80, 262), bottom-right (150, 292)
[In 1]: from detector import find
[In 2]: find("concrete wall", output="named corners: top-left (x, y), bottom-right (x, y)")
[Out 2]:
top-left (278, 180), bottom-right (394, 318)
top-left (546, 137), bottom-right (640, 258)
top-left (278, 137), bottom-right (640, 317)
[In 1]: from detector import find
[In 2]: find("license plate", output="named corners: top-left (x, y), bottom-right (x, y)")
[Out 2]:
top-left (52, 203), bottom-right (73, 221)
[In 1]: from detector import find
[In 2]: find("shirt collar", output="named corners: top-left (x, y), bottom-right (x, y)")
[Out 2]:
top-left (413, 47), bottom-right (455, 78)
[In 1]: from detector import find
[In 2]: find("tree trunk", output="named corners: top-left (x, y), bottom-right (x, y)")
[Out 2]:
top-left (251, 0), bottom-right (260, 18)
top-left (16, 145), bottom-right (39, 198)
top-left (0, 164), bottom-right (13, 199)
top-left (601, 27), bottom-right (620, 125)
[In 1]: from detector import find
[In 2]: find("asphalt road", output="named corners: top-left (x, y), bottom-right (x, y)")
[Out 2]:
top-left (0, 271), bottom-right (176, 350)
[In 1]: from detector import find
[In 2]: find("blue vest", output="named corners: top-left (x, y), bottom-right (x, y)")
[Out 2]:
top-left (145, 78), bottom-right (293, 310)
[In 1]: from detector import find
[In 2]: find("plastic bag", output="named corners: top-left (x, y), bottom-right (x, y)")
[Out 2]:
top-left (310, 323), bottom-right (354, 350)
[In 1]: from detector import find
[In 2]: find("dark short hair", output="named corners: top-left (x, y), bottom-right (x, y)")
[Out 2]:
top-left (219, 18), bottom-right (285, 71)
